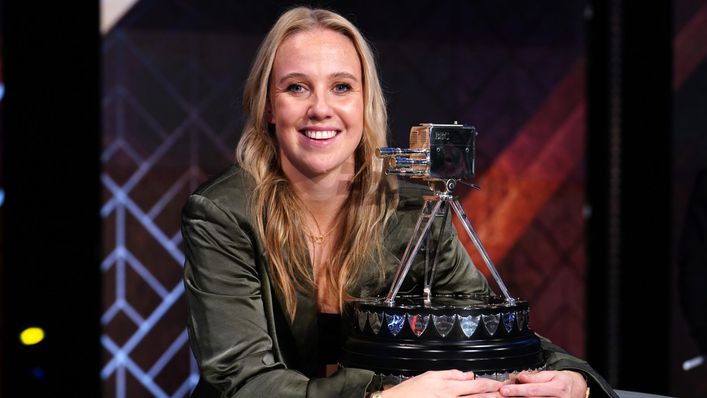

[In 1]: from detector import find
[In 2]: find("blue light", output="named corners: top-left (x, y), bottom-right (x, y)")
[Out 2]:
top-left (0, 188), bottom-right (4, 207)
top-left (385, 313), bottom-right (405, 336)
top-left (0, 83), bottom-right (4, 102)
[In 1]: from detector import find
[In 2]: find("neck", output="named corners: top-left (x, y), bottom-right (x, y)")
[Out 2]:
top-left (281, 159), bottom-right (354, 232)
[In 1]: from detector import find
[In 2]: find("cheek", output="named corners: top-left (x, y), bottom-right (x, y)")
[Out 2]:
top-left (272, 93), bottom-right (297, 116)
top-left (341, 97), bottom-right (364, 128)
top-left (354, 104), bottom-right (365, 142)
top-left (271, 98), bottom-right (304, 136)
top-left (270, 97), bottom-right (286, 124)
top-left (347, 102), bottom-right (364, 146)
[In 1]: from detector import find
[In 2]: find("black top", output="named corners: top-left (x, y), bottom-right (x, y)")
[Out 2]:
top-left (317, 313), bottom-right (343, 376)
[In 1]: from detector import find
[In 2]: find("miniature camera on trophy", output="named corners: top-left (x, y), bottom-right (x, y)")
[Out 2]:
top-left (377, 123), bottom-right (477, 180)
top-left (339, 123), bottom-right (545, 382)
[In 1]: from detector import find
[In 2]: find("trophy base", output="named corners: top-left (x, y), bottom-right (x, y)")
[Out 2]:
top-left (340, 294), bottom-right (545, 381)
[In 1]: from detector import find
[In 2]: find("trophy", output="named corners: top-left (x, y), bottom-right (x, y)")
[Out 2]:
top-left (340, 123), bottom-right (545, 381)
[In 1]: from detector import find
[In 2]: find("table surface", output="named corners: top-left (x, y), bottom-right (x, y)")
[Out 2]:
top-left (615, 389), bottom-right (675, 398)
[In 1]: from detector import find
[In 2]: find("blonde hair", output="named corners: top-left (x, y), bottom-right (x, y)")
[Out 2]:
top-left (235, 7), bottom-right (397, 319)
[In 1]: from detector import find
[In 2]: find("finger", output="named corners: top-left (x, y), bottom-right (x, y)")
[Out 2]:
top-left (435, 369), bottom-right (476, 380)
top-left (517, 370), bottom-right (556, 383)
top-left (459, 392), bottom-right (503, 398)
top-left (505, 373), bottom-right (519, 384)
top-left (500, 381), bottom-right (560, 397)
top-left (498, 384), bottom-right (551, 397)
top-left (449, 378), bottom-right (504, 396)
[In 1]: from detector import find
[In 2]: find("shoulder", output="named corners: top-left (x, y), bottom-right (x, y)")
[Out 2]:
top-left (395, 178), bottom-right (430, 210)
top-left (385, 178), bottom-right (429, 239)
top-left (192, 165), bottom-right (254, 202)
top-left (190, 165), bottom-right (253, 208)
top-left (182, 165), bottom-right (255, 225)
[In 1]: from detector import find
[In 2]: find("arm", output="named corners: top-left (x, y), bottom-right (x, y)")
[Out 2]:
top-left (183, 194), bottom-right (375, 397)
top-left (534, 336), bottom-right (618, 398)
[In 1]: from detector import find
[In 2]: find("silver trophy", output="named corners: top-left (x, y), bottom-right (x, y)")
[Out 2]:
top-left (377, 122), bottom-right (513, 306)
top-left (340, 123), bottom-right (545, 381)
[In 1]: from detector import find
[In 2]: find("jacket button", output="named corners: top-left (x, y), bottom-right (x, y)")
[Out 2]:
top-left (262, 353), bottom-right (275, 365)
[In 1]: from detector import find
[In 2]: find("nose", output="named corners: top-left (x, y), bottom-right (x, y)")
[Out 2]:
top-left (306, 91), bottom-right (333, 120)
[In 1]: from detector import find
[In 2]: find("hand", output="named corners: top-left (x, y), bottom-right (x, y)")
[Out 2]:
top-left (499, 370), bottom-right (587, 398)
top-left (381, 369), bottom-right (505, 398)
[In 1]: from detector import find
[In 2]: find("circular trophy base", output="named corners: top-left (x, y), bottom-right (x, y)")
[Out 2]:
top-left (340, 294), bottom-right (545, 380)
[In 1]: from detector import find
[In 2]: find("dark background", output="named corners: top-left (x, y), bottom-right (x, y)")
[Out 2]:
top-left (1, 1), bottom-right (706, 397)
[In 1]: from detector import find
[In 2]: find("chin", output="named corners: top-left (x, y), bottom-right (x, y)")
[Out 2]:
top-left (303, 162), bottom-right (348, 177)
top-left (308, 165), bottom-right (338, 176)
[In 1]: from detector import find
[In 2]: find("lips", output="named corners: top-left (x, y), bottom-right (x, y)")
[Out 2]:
top-left (300, 128), bottom-right (340, 140)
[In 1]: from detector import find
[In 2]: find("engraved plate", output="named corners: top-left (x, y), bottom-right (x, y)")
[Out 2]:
top-left (432, 314), bottom-right (455, 338)
top-left (502, 312), bottom-right (516, 333)
top-left (368, 311), bottom-right (382, 335)
top-left (459, 314), bottom-right (481, 337)
top-left (482, 313), bottom-right (500, 336)
top-left (385, 313), bottom-right (405, 336)
top-left (407, 313), bottom-right (429, 337)
top-left (357, 309), bottom-right (368, 332)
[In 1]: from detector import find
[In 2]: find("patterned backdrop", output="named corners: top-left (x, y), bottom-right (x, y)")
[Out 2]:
top-left (101, 1), bottom-right (589, 396)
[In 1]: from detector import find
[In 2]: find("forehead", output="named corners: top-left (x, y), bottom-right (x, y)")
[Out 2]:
top-left (272, 28), bottom-right (362, 78)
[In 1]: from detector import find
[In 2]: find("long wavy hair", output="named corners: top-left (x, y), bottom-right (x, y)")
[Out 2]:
top-left (235, 7), bottom-right (397, 319)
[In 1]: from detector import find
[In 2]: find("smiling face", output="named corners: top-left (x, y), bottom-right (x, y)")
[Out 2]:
top-left (269, 28), bottom-right (364, 180)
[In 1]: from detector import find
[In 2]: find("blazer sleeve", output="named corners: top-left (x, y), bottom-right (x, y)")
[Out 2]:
top-left (540, 336), bottom-right (618, 398)
top-left (182, 194), bottom-right (375, 398)
top-left (430, 220), bottom-right (492, 296)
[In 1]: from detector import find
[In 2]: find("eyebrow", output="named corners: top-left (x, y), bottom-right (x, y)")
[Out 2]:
top-left (277, 72), bottom-right (360, 84)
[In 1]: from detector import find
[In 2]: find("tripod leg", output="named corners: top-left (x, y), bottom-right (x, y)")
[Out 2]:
top-left (386, 199), bottom-right (444, 303)
top-left (449, 199), bottom-right (515, 304)
top-left (423, 202), bottom-right (450, 302)
top-left (388, 199), bottom-right (430, 291)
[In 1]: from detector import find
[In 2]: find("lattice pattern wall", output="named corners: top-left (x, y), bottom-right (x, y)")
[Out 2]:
top-left (100, 29), bottom-right (251, 397)
top-left (101, 2), bottom-right (588, 396)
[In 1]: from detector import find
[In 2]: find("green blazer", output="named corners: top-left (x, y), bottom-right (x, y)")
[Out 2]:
top-left (182, 166), bottom-right (617, 398)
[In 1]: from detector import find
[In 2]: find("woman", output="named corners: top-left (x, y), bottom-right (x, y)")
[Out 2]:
top-left (182, 6), bottom-right (615, 398)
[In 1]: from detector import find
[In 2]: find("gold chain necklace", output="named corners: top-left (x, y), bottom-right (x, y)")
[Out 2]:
top-left (306, 217), bottom-right (341, 245)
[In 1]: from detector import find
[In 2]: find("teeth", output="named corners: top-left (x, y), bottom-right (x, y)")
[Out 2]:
top-left (304, 130), bottom-right (337, 140)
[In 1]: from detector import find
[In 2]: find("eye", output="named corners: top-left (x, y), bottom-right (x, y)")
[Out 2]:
top-left (286, 83), bottom-right (305, 93)
top-left (333, 83), bottom-right (352, 93)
